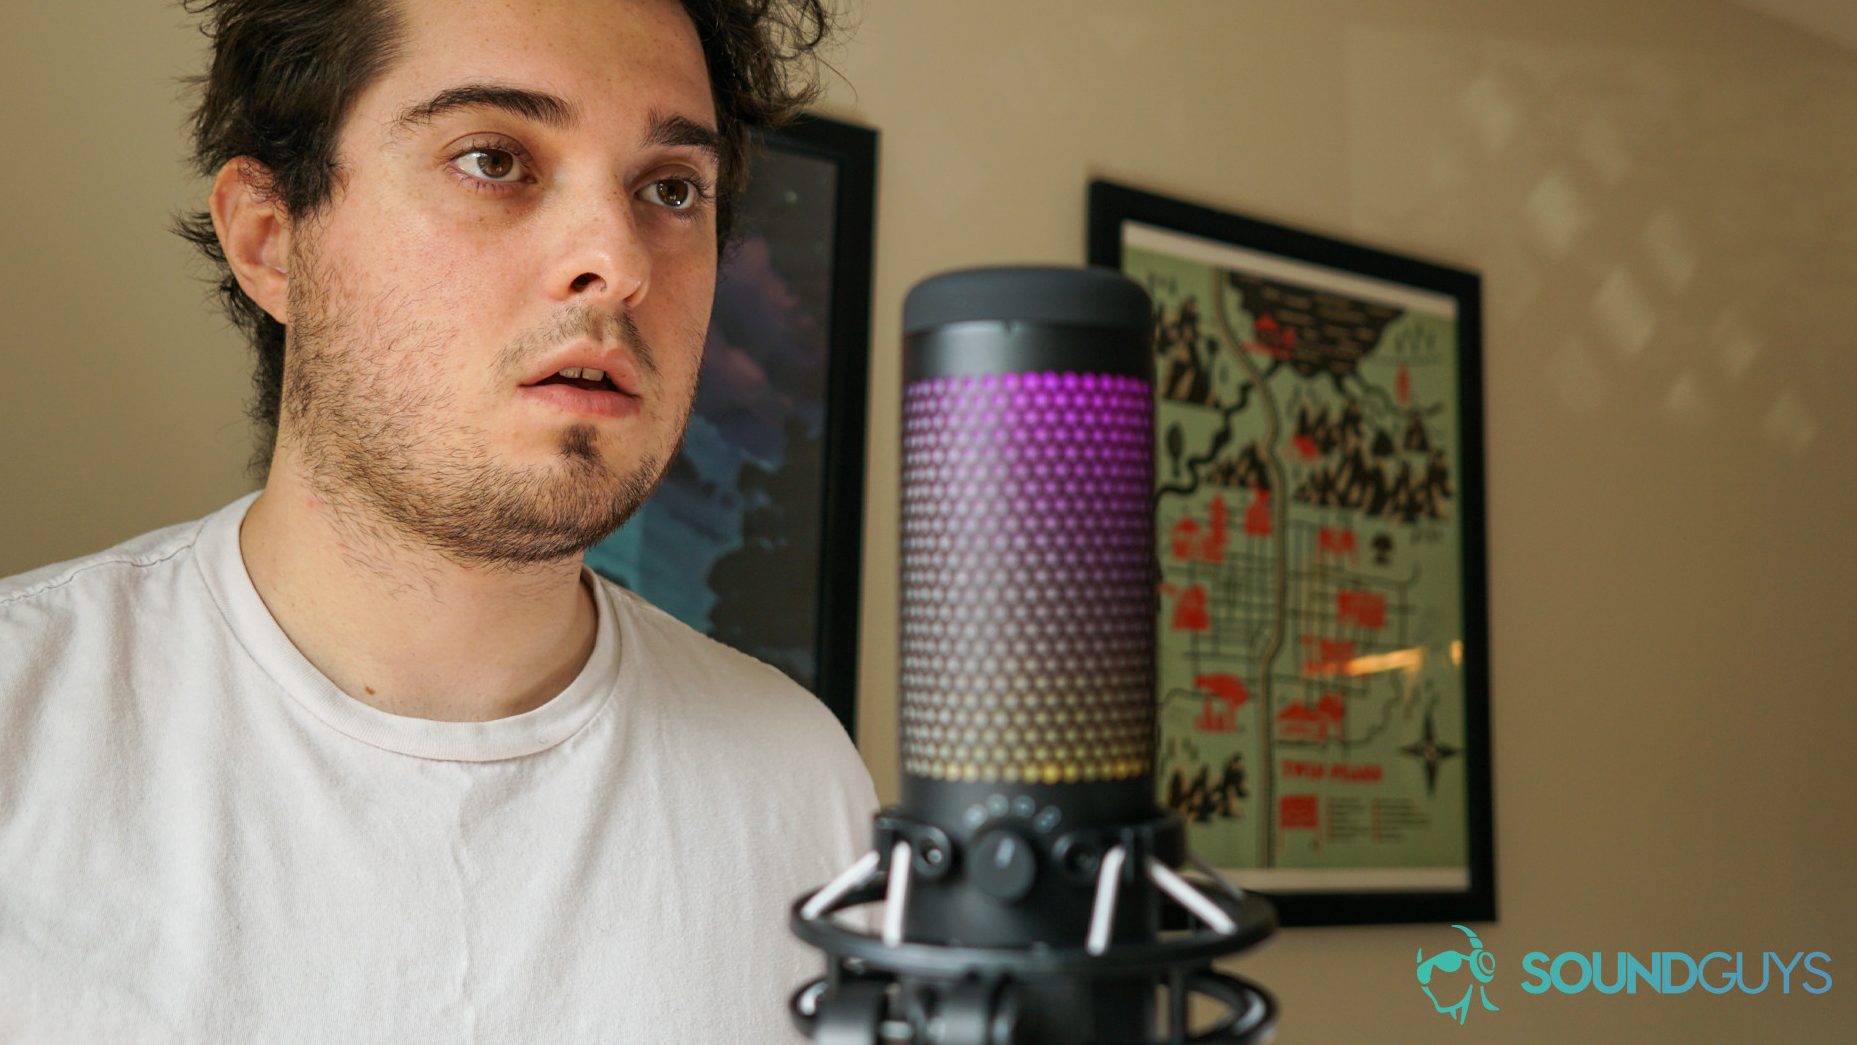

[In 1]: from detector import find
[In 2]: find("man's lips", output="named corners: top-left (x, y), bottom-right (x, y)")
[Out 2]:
top-left (519, 381), bottom-right (641, 419)
top-left (520, 343), bottom-right (645, 397)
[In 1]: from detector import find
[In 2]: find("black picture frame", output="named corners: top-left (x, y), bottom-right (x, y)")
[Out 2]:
top-left (585, 115), bottom-right (877, 742)
top-left (1089, 180), bottom-right (1493, 926)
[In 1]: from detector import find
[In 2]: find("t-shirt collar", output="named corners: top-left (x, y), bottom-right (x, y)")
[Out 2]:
top-left (194, 492), bottom-right (623, 761)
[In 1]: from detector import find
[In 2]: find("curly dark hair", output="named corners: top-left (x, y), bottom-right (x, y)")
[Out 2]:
top-left (174, 0), bottom-right (835, 475)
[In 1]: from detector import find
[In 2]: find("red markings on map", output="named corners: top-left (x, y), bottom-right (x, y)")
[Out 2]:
top-left (1277, 693), bottom-right (1346, 742)
top-left (1169, 491), bottom-right (1272, 563)
top-left (1291, 433), bottom-right (1320, 461)
top-left (1191, 673), bottom-right (1251, 733)
top-left (1301, 636), bottom-right (1356, 676)
top-left (1194, 701), bottom-right (1235, 733)
top-left (1283, 759), bottom-right (1384, 783)
top-left (1280, 794), bottom-right (1319, 829)
top-left (1244, 488), bottom-right (1273, 537)
top-left (1168, 584), bottom-right (1211, 632)
top-left (1248, 314), bottom-right (1300, 360)
top-left (1170, 519), bottom-right (1213, 562)
top-left (1397, 364), bottom-right (1411, 406)
top-left (1170, 496), bottom-right (1230, 564)
top-left (1197, 674), bottom-right (1251, 708)
top-left (1336, 589), bottom-right (1388, 629)
top-left (1316, 526), bottom-right (1358, 563)
top-left (1194, 700), bottom-right (1235, 733)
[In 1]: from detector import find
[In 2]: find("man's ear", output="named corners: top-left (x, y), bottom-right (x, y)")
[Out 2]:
top-left (208, 159), bottom-right (293, 323)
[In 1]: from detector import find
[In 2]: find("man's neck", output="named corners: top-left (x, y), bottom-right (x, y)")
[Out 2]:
top-left (239, 468), bottom-right (599, 723)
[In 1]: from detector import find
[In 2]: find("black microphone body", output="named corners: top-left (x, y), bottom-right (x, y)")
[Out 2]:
top-left (897, 269), bottom-right (1164, 1041)
top-left (791, 266), bottom-right (1277, 1045)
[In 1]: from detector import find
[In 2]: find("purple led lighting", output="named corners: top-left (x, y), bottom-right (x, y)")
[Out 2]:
top-left (899, 370), bottom-right (1155, 785)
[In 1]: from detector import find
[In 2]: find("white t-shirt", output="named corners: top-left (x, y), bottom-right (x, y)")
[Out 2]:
top-left (0, 494), bottom-right (877, 1043)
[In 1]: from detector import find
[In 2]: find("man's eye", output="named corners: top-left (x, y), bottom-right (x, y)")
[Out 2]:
top-left (458, 148), bottom-right (525, 182)
top-left (640, 178), bottom-right (699, 210)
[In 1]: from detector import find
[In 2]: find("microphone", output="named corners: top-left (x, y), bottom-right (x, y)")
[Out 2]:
top-left (790, 266), bottom-right (1278, 1044)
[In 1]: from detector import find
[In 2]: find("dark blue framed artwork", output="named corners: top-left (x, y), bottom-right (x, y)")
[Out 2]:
top-left (586, 115), bottom-right (877, 740)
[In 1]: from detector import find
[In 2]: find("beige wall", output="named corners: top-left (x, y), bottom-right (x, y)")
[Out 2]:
top-left (4, 1), bottom-right (1854, 1040)
top-left (2, 4), bottom-right (257, 567)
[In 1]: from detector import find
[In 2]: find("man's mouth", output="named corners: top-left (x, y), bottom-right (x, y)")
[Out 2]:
top-left (530, 366), bottom-right (621, 394)
top-left (520, 366), bottom-right (642, 420)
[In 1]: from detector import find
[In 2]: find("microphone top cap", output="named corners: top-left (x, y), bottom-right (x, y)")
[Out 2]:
top-left (902, 265), bottom-right (1152, 337)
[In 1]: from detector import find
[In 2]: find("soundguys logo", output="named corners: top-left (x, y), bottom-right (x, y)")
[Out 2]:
top-left (1412, 925), bottom-right (1833, 1022)
top-left (1415, 924), bottom-right (1500, 1025)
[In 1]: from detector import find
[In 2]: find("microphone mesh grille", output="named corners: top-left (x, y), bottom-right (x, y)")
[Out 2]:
top-left (899, 370), bottom-right (1155, 784)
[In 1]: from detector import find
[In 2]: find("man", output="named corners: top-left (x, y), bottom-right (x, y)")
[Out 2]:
top-left (0, 0), bottom-right (874, 1039)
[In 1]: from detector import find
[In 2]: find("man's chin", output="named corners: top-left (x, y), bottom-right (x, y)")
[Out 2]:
top-left (513, 454), bottom-right (668, 548)
top-left (367, 460), bottom-right (658, 568)
top-left (557, 422), bottom-right (606, 467)
top-left (446, 498), bottom-right (641, 567)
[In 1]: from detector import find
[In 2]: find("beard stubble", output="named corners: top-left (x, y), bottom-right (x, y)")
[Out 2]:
top-left (277, 234), bottom-right (691, 568)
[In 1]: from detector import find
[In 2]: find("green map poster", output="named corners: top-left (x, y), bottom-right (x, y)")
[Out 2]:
top-left (1124, 221), bottom-right (1475, 894)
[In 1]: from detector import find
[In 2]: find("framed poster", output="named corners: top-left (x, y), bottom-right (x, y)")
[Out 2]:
top-left (585, 115), bottom-right (877, 741)
top-left (1089, 181), bottom-right (1493, 926)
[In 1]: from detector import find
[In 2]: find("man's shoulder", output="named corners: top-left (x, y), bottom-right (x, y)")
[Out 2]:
top-left (595, 575), bottom-right (865, 755)
top-left (0, 511), bottom-right (228, 697)
top-left (594, 576), bottom-right (880, 846)
top-left (0, 514), bottom-right (209, 616)
top-left (597, 575), bottom-right (806, 695)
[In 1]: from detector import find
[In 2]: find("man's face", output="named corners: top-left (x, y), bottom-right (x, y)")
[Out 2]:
top-left (280, 0), bottom-right (719, 565)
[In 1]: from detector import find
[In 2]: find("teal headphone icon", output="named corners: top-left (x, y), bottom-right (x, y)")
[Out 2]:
top-left (1415, 924), bottom-right (1500, 1024)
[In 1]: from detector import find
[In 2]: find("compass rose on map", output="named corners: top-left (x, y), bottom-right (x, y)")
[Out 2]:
top-left (1399, 707), bottom-right (1460, 796)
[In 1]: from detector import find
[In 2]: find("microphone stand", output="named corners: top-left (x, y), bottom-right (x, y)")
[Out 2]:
top-left (789, 810), bottom-right (1278, 1044)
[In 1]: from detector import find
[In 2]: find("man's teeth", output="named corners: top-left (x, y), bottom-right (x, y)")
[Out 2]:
top-left (554, 367), bottom-right (606, 382)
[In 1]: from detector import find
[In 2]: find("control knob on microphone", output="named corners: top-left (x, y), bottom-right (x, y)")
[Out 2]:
top-left (970, 829), bottom-right (1037, 904)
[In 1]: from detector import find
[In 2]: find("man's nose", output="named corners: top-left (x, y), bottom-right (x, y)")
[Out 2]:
top-left (549, 186), bottom-right (649, 310)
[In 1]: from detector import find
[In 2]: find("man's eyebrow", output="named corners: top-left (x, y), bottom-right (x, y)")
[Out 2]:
top-left (642, 112), bottom-right (723, 167)
top-left (391, 83), bottom-right (579, 136)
